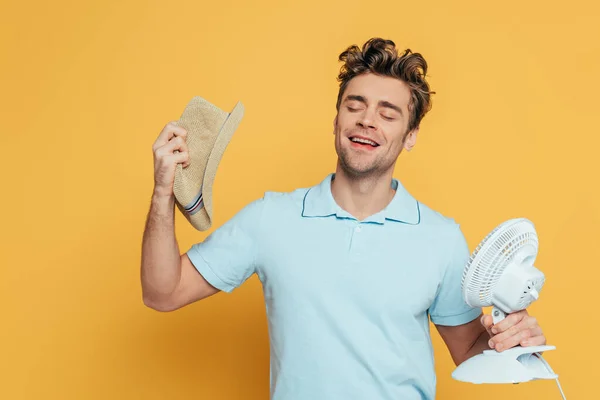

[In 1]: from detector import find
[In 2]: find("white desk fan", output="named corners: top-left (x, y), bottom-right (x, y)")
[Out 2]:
top-left (451, 218), bottom-right (566, 399)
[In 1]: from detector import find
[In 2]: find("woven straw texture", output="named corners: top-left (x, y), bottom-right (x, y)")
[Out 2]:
top-left (173, 96), bottom-right (244, 230)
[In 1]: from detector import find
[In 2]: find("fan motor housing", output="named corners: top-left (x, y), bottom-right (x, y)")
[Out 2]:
top-left (492, 261), bottom-right (546, 313)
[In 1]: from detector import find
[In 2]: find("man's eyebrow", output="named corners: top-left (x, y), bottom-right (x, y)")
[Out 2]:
top-left (344, 95), bottom-right (403, 116)
top-left (345, 95), bottom-right (367, 104)
top-left (379, 100), bottom-right (403, 116)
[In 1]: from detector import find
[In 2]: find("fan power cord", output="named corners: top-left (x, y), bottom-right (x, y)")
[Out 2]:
top-left (534, 352), bottom-right (566, 400)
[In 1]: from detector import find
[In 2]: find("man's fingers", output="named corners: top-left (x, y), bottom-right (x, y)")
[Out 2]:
top-left (480, 314), bottom-right (494, 336)
top-left (155, 135), bottom-right (187, 156)
top-left (155, 136), bottom-right (190, 168)
top-left (493, 330), bottom-right (531, 351)
top-left (481, 314), bottom-right (493, 329)
top-left (488, 314), bottom-right (545, 351)
top-left (491, 315), bottom-right (537, 344)
top-left (153, 121), bottom-right (187, 151)
top-left (166, 151), bottom-right (189, 166)
top-left (521, 334), bottom-right (546, 347)
top-left (491, 310), bottom-right (527, 334)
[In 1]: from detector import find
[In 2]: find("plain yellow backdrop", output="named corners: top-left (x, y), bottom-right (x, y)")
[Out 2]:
top-left (1, 0), bottom-right (598, 398)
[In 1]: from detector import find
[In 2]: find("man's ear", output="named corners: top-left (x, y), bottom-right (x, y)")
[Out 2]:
top-left (333, 115), bottom-right (338, 134)
top-left (404, 127), bottom-right (419, 151)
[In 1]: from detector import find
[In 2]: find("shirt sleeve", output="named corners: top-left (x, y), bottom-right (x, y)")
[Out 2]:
top-left (428, 224), bottom-right (482, 326)
top-left (186, 196), bottom-right (265, 293)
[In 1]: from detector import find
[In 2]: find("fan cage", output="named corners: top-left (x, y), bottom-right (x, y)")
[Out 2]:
top-left (462, 219), bottom-right (539, 307)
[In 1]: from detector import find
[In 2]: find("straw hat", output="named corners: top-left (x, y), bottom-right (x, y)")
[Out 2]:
top-left (173, 96), bottom-right (244, 231)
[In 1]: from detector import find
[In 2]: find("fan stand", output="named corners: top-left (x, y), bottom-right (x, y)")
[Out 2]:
top-left (453, 306), bottom-right (559, 384)
top-left (452, 343), bottom-right (558, 384)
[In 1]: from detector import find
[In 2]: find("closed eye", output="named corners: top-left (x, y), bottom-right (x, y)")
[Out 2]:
top-left (381, 114), bottom-right (395, 121)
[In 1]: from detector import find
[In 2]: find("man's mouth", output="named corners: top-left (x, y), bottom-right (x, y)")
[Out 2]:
top-left (349, 136), bottom-right (380, 148)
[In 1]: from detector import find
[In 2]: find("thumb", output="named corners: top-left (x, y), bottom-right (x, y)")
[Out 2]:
top-left (480, 314), bottom-right (494, 336)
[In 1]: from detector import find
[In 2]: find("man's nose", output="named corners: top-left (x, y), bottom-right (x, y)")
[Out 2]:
top-left (357, 109), bottom-right (376, 130)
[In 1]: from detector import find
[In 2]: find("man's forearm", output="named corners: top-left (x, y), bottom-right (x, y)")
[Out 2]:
top-left (141, 192), bottom-right (182, 302)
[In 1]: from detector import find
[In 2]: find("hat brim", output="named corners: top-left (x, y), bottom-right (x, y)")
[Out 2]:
top-left (189, 100), bottom-right (245, 230)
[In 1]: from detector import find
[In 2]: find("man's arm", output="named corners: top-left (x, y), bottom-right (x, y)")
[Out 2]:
top-left (140, 191), bottom-right (219, 312)
top-left (140, 121), bottom-right (219, 312)
top-left (435, 314), bottom-right (490, 366)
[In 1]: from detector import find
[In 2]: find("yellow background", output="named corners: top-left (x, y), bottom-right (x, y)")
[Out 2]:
top-left (1, 0), bottom-right (598, 398)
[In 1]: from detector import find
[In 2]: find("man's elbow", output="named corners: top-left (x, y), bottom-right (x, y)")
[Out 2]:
top-left (142, 292), bottom-right (178, 312)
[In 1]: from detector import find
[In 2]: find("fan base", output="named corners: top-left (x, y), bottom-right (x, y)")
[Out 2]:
top-left (452, 345), bottom-right (558, 384)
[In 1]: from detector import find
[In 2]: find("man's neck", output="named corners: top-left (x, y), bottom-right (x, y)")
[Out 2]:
top-left (330, 166), bottom-right (396, 221)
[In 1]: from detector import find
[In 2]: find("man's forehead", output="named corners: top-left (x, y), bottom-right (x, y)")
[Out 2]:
top-left (344, 74), bottom-right (411, 109)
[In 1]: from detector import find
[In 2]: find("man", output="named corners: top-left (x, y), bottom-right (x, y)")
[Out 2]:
top-left (141, 38), bottom-right (546, 399)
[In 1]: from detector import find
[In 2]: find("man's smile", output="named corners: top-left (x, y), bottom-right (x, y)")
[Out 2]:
top-left (348, 134), bottom-right (380, 149)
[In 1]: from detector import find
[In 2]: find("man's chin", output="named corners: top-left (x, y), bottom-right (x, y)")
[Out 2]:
top-left (339, 162), bottom-right (378, 178)
top-left (337, 150), bottom-right (383, 174)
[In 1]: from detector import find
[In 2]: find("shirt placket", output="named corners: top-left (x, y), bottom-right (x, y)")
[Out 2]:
top-left (348, 220), bottom-right (365, 261)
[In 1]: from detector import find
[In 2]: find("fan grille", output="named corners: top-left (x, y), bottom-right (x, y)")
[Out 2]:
top-left (461, 218), bottom-right (539, 307)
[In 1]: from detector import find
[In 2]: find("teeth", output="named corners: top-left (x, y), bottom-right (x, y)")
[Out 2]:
top-left (350, 137), bottom-right (378, 146)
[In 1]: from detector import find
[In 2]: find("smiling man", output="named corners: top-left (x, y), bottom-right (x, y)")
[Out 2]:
top-left (141, 37), bottom-right (546, 399)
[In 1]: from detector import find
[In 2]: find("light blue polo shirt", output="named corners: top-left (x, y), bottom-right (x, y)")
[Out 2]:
top-left (187, 173), bottom-right (482, 400)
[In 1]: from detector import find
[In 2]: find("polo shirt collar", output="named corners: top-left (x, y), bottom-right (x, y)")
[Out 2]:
top-left (301, 173), bottom-right (420, 225)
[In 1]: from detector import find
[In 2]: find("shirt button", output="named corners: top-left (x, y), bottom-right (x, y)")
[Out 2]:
top-left (355, 226), bottom-right (362, 233)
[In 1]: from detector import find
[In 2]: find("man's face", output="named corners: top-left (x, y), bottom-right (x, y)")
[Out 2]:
top-left (333, 73), bottom-right (418, 178)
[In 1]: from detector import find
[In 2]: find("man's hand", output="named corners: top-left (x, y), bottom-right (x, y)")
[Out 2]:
top-left (152, 121), bottom-right (190, 198)
top-left (481, 310), bottom-right (546, 352)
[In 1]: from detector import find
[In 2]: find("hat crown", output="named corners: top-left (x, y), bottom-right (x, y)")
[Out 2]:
top-left (174, 97), bottom-right (229, 206)
top-left (179, 96), bottom-right (229, 134)
top-left (172, 96), bottom-right (245, 231)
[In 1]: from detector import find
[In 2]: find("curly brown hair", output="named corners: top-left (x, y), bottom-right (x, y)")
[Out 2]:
top-left (336, 38), bottom-right (435, 133)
